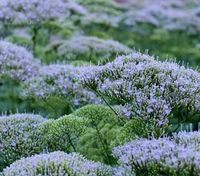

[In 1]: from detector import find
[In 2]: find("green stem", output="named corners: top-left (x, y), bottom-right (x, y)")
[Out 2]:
top-left (95, 89), bottom-right (125, 124)
top-left (41, 98), bottom-right (58, 117)
top-left (94, 124), bottom-right (111, 164)
top-left (32, 25), bottom-right (39, 57)
top-left (66, 132), bottom-right (77, 152)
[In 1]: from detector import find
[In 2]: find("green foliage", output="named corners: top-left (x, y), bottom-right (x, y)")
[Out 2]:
top-left (73, 104), bottom-right (121, 165)
top-left (71, 60), bottom-right (94, 66)
top-left (77, 0), bottom-right (122, 15)
top-left (50, 20), bottom-right (75, 38)
top-left (39, 114), bottom-right (87, 152)
top-left (0, 78), bottom-right (71, 119)
top-left (168, 105), bottom-right (200, 134)
top-left (114, 118), bottom-right (151, 146)
top-left (83, 24), bottom-right (200, 67)
top-left (32, 96), bottom-right (72, 119)
top-left (5, 35), bottom-right (32, 48)
top-left (32, 20), bottom-right (74, 63)
top-left (0, 78), bottom-right (31, 113)
top-left (77, 124), bottom-right (120, 165)
top-left (73, 104), bottom-right (118, 126)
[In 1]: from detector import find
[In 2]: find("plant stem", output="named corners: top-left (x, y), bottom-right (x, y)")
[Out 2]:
top-left (32, 25), bottom-right (39, 57)
top-left (94, 124), bottom-right (111, 164)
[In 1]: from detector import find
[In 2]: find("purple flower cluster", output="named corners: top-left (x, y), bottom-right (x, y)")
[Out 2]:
top-left (123, 0), bottom-right (200, 34)
top-left (0, 113), bottom-right (46, 167)
top-left (113, 131), bottom-right (200, 175)
top-left (81, 13), bottom-right (121, 28)
top-left (22, 64), bottom-right (102, 107)
top-left (0, 0), bottom-right (85, 24)
top-left (0, 41), bottom-right (40, 81)
top-left (57, 36), bottom-right (132, 61)
top-left (173, 131), bottom-right (200, 150)
top-left (3, 151), bottom-right (113, 176)
top-left (78, 53), bottom-right (200, 129)
top-left (66, 0), bottom-right (87, 15)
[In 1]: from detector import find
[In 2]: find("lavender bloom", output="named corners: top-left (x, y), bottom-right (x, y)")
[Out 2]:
top-left (0, 113), bottom-right (46, 169)
top-left (56, 36), bottom-right (132, 63)
top-left (78, 53), bottom-right (200, 131)
top-left (66, 0), bottom-right (87, 15)
top-left (81, 13), bottom-right (121, 28)
top-left (0, 41), bottom-right (40, 81)
top-left (173, 131), bottom-right (200, 151)
top-left (113, 131), bottom-right (200, 175)
top-left (122, 0), bottom-right (200, 34)
top-left (112, 166), bottom-right (135, 176)
top-left (22, 64), bottom-right (101, 108)
top-left (0, 0), bottom-right (85, 24)
top-left (3, 151), bottom-right (113, 176)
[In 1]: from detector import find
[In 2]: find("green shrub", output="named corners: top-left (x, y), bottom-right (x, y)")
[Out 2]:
top-left (73, 104), bottom-right (117, 126)
top-left (39, 115), bottom-right (87, 152)
top-left (114, 118), bottom-right (151, 146)
top-left (5, 35), bottom-right (32, 48)
top-left (73, 104), bottom-right (121, 164)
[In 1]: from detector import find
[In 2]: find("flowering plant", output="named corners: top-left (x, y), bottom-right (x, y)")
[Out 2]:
top-left (3, 151), bottom-right (113, 176)
top-left (0, 41), bottom-right (40, 81)
top-left (113, 131), bottom-right (200, 176)
top-left (78, 53), bottom-right (200, 136)
top-left (0, 113), bottom-right (45, 170)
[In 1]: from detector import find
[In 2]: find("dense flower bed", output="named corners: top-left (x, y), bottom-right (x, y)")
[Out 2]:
top-left (1, 0), bottom-right (200, 175)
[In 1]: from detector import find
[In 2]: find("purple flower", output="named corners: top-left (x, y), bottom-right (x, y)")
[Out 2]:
top-left (3, 151), bottom-right (113, 176)
top-left (113, 131), bottom-right (200, 175)
top-left (0, 0), bottom-right (86, 24)
top-left (78, 53), bottom-right (200, 130)
top-left (22, 64), bottom-right (102, 107)
top-left (0, 41), bottom-right (40, 81)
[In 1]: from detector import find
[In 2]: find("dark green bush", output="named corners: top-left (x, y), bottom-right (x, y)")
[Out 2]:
top-left (39, 114), bottom-right (87, 152)
top-left (73, 104), bottom-right (121, 164)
